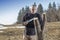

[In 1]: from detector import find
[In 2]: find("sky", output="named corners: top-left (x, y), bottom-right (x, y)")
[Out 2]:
top-left (0, 0), bottom-right (60, 25)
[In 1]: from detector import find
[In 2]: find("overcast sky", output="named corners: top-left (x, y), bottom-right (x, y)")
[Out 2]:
top-left (0, 0), bottom-right (60, 25)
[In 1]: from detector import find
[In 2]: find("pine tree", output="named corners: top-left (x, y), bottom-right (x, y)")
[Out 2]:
top-left (53, 2), bottom-right (56, 10)
top-left (47, 2), bottom-right (58, 22)
top-left (17, 7), bottom-right (25, 24)
top-left (21, 7), bottom-right (25, 14)
top-left (25, 6), bottom-right (31, 13)
top-left (37, 3), bottom-right (43, 14)
top-left (17, 10), bottom-right (22, 24)
top-left (33, 2), bottom-right (36, 7)
top-left (48, 3), bottom-right (52, 9)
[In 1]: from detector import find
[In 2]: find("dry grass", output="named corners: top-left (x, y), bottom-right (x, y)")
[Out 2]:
top-left (44, 22), bottom-right (60, 40)
top-left (0, 22), bottom-right (60, 40)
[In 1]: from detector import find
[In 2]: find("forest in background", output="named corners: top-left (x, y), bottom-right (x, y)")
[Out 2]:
top-left (17, 2), bottom-right (60, 24)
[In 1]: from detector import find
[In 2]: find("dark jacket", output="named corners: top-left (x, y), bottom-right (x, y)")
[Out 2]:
top-left (23, 13), bottom-right (44, 35)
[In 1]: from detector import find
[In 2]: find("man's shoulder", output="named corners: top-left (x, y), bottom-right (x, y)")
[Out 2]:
top-left (24, 13), bottom-right (28, 16)
top-left (35, 13), bottom-right (42, 18)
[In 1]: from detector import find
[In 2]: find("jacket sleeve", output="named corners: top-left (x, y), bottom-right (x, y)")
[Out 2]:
top-left (22, 15), bottom-right (27, 22)
top-left (37, 14), bottom-right (44, 31)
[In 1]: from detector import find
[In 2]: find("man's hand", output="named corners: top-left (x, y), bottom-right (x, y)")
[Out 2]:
top-left (22, 22), bottom-right (28, 26)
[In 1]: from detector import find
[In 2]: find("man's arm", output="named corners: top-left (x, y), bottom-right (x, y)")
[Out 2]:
top-left (37, 14), bottom-right (44, 31)
top-left (22, 15), bottom-right (28, 26)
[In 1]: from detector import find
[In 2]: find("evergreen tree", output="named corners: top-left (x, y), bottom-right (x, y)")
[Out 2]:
top-left (53, 2), bottom-right (56, 10)
top-left (33, 2), bottom-right (36, 7)
top-left (47, 2), bottom-right (58, 22)
top-left (37, 3), bottom-right (43, 14)
top-left (17, 7), bottom-right (25, 24)
top-left (48, 3), bottom-right (52, 9)
top-left (21, 7), bottom-right (25, 14)
top-left (25, 6), bottom-right (31, 13)
top-left (17, 10), bottom-right (22, 24)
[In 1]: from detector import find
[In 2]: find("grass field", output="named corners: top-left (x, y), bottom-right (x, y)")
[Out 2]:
top-left (0, 22), bottom-right (60, 40)
top-left (43, 22), bottom-right (60, 40)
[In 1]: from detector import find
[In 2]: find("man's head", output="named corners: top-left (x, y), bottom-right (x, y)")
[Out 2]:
top-left (31, 4), bottom-right (37, 14)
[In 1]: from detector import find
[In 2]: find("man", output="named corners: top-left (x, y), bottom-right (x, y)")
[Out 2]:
top-left (22, 4), bottom-right (44, 40)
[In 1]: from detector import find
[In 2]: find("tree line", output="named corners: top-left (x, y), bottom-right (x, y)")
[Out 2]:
top-left (17, 2), bottom-right (60, 24)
